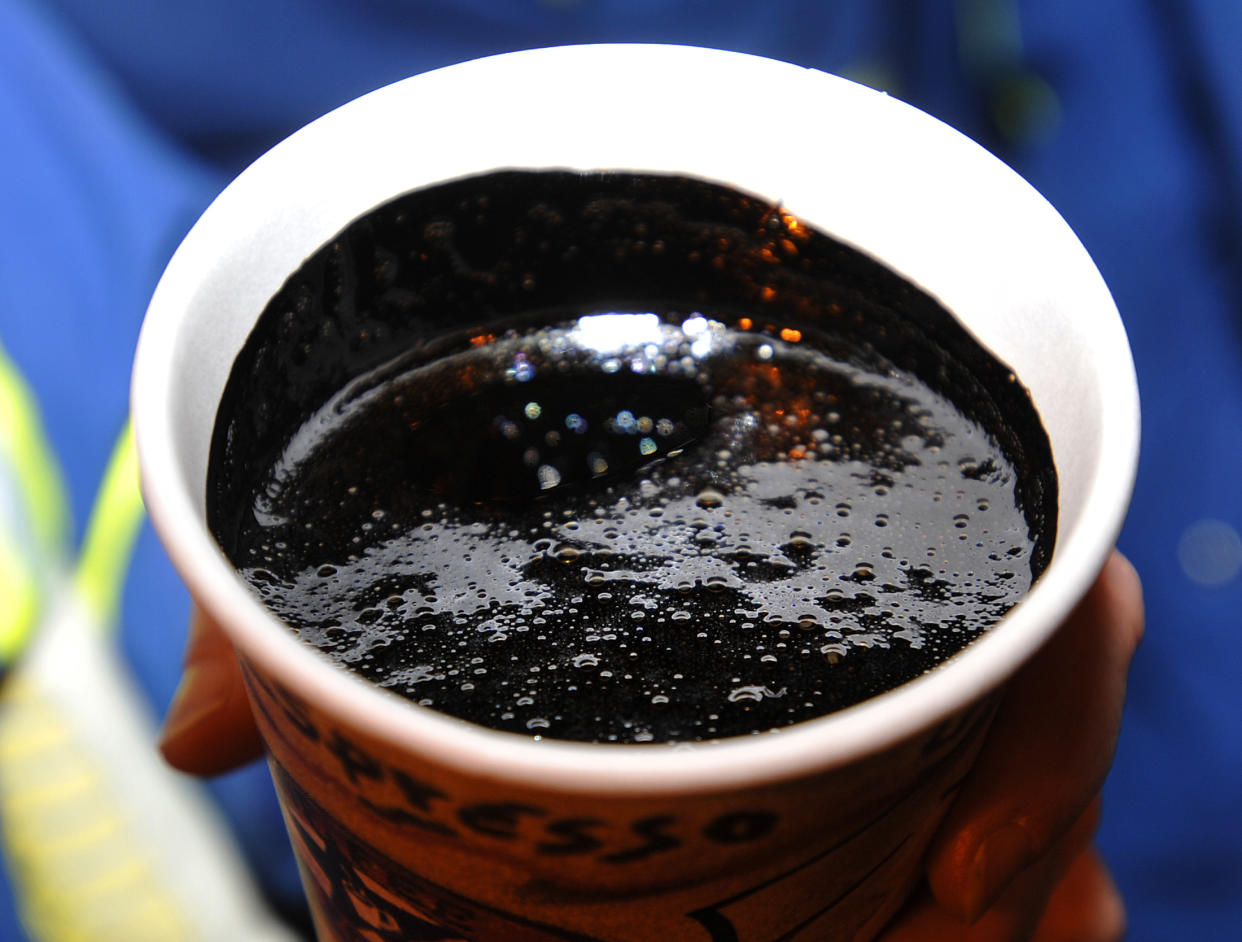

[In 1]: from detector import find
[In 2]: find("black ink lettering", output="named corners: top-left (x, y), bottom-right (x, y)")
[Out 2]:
top-left (687, 832), bottom-right (910, 942)
top-left (272, 764), bottom-right (605, 941)
top-left (458, 803), bottom-right (546, 840)
top-left (391, 769), bottom-right (451, 815)
top-left (271, 681), bottom-right (321, 741)
top-left (241, 666), bottom-right (321, 742)
top-left (360, 798), bottom-right (458, 838)
top-left (686, 908), bottom-right (739, 942)
top-left (424, 894), bottom-right (479, 936)
top-left (600, 815), bottom-right (680, 865)
top-left (327, 731), bottom-right (385, 785)
top-left (536, 817), bottom-right (605, 857)
top-left (770, 834), bottom-right (910, 940)
top-left (241, 675), bottom-right (282, 733)
top-left (702, 811), bottom-right (779, 845)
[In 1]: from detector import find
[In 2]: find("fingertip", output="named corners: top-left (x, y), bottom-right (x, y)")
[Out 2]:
top-left (1032, 847), bottom-right (1126, 942)
top-left (159, 607), bottom-right (266, 776)
top-left (896, 843), bottom-right (1123, 942)
top-left (930, 794), bottom-right (1102, 925)
top-left (1103, 549), bottom-right (1140, 596)
top-left (945, 822), bottom-right (1032, 924)
top-left (1098, 551), bottom-right (1145, 650)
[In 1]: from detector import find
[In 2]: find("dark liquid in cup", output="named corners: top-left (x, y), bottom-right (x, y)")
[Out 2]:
top-left (208, 171), bottom-right (1056, 744)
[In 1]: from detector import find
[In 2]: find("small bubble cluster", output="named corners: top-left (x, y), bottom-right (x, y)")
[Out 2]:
top-left (236, 309), bottom-right (1045, 744)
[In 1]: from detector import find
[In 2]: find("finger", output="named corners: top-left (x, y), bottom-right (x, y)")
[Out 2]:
top-left (881, 802), bottom-right (1108, 942)
top-left (1032, 847), bottom-right (1125, 942)
top-left (926, 551), bottom-right (1144, 922)
top-left (158, 605), bottom-right (266, 776)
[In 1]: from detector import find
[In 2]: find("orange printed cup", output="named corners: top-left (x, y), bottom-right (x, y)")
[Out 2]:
top-left (132, 45), bottom-right (1138, 941)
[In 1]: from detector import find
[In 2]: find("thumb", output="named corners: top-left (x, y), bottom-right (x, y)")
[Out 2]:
top-left (159, 605), bottom-right (266, 776)
top-left (925, 551), bottom-right (1144, 921)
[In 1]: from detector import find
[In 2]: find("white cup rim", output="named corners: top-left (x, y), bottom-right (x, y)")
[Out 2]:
top-left (133, 44), bottom-right (1138, 795)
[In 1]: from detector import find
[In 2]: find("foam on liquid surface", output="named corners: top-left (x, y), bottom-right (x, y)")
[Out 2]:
top-left (234, 310), bottom-right (1038, 743)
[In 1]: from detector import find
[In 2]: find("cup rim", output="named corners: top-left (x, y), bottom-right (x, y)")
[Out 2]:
top-left (133, 43), bottom-right (1139, 795)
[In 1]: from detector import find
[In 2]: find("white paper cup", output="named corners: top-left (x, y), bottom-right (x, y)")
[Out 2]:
top-left (132, 45), bottom-right (1138, 942)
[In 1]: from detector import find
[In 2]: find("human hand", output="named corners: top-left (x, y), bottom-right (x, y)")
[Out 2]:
top-left (876, 550), bottom-right (1144, 941)
top-left (159, 600), bottom-right (265, 776)
top-left (160, 553), bottom-right (1143, 941)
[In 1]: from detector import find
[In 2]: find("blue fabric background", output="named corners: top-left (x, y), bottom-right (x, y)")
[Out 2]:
top-left (2, 0), bottom-right (1239, 938)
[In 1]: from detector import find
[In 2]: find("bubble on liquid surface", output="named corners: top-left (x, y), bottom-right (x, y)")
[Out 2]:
top-left (233, 309), bottom-right (1044, 744)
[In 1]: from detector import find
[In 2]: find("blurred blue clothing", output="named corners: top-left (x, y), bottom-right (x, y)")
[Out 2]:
top-left (2, 0), bottom-right (1239, 939)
